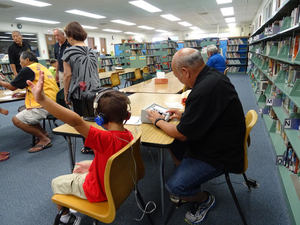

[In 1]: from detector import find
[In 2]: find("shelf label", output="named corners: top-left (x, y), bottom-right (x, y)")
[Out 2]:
top-left (139, 56), bottom-right (146, 60)
top-left (130, 56), bottom-right (136, 60)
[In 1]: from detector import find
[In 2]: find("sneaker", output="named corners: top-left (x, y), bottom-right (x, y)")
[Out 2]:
top-left (184, 193), bottom-right (215, 224)
top-left (170, 195), bottom-right (188, 207)
top-left (60, 213), bottom-right (81, 225)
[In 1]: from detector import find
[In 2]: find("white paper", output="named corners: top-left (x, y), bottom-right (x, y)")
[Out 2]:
top-left (156, 71), bottom-right (165, 78)
top-left (165, 102), bottom-right (184, 109)
top-left (125, 116), bottom-right (142, 125)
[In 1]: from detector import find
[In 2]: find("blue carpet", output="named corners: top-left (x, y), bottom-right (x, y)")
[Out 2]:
top-left (0, 73), bottom-right (292, 225)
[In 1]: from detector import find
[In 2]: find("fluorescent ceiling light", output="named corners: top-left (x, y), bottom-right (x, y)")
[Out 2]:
top-left (138, 25), bottom-right (154, 30)
top-left (124, 32), bottom-right (140, 35)
top-left (227, 23), bottom-right (236, 27)
top-left (82, 25), bottom-right (98, 30)
top-left (16, 17), bottom-right (60, 24)
top-left (0, 36), bottom-right (10, 38)
top-left (225, 17), bottom-right (235, 23)
top-left (216, 0), bottom-right (232, 4)
top-left (129, 0), bottom-right (162, 13)
top-left (11, 0), bottom-right (51, 7)
top-left (22, 37), bottom-right (38, 40)
top-left (178, 21), bottom-right (192, 27)
top-left (65, 9), bottom-right (105, 19)
top-left (156, 29), bottom-right (168, 33)
top-left (5, 32), bottom-right (35, 36)
top-left (0, 39), bottom-right (13, 42)
top-left (111, 19), bottom-right (136, 26)
top-left (160, 14), bottom-right (181, 21)
top-left (190, 26), bottom-right (205, 33)
top-left (220, 7), bottom-right (234, 16)
top-left (102, 29), bottom-right (122, 33)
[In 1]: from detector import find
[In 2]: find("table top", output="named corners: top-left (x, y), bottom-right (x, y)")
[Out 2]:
top-left (99, 68), bottom-right (137, 80)
top-left (120, 72), bottom-right (184, 94)
top-left (0, 89), bottom-right (26, 103)
top-left (53, 92), bottom-right (183, 146)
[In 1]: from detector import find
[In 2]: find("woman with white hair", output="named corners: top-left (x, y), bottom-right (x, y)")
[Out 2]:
top-left (206, 45), bottom-right (226, 73)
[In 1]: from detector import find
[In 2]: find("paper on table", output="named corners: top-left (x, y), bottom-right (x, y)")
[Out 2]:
top-left (125, 116), bottom-right (142, 125)
top-left (165, 102), bottom-right (184, 109)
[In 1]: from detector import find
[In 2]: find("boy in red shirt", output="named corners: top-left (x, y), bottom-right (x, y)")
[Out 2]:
top-left (27, 72), bottom-right (133, 225)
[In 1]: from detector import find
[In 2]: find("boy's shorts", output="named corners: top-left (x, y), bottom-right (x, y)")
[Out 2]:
top-left (16, 108), bottom-right (49, 125)
top-left (52, 173), bottom-right (87, 199)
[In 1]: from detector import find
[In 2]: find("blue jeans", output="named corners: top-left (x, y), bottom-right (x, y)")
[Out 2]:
top-left (166, 157), bottom-right (224, 197)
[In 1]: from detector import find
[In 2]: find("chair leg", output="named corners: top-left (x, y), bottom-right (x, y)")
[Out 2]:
top-left (243, 173), bottom-right (258, 190)
top-left (42, 119), bottom-right (46, 129)
top-left (53, 207), bottom-right (67, 225)
top-left (32, 136), bottom-right (36, 147)
top-left (225, 172), bottom-right (248, 225)
top-left (136, 186), bottom-right (155, 225)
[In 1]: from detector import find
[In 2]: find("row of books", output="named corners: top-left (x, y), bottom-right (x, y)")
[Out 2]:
top-left (0, 54), bottom-right (9, 62)
top-left (146, 56), bottom-right (161, 65)
top-left (226, 53), bottom-right (243, 58)
top-left (227, 46), bottom-right (247, 52)
top-left (145, 43), bottom-right (159, 49)
top-left (280, 146), bottom-right (299, 175)
top-left (227, 39), bottom-right (247, 45)
top-left (228, 67), bottom-right (241, 72)
top-left (146, 49), bottom-right (160, 55)
top-left (162, 48), bottom-right (176, 55)
top-left (99, 59), bottom-right (114, 66)
top-left (184, 41), bottom-right (201, 48)
top-left (160, 41), bottom-right (178, 48)
top-left (0, 64), bottom-right (13, 73)
top-left (227, 59), bottom-right (243, 64)
top-left (130, 50), bottom-right (144, 56)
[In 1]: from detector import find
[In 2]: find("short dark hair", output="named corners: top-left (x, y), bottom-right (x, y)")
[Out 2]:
top-left (20, 51), bottom-right (38, 63)
top-left (64, 21), bottom-right (87, 41)
top-left (50, 58), bottom-right (57, 64)
top-left (97, 91), bottom-right (130, 124)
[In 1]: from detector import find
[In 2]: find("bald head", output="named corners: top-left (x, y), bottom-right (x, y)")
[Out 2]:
top-left (172, 48), bottom-right (204, 73)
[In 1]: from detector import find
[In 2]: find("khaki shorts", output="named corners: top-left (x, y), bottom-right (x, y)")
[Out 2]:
top-left (51, 161), bottom-right (91, 199)
top-left (16, 108), bottom-right (49, 125)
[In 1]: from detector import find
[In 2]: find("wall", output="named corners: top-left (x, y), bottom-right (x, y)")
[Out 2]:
top-left (0, 22), bottom-right (128, 59)
top-left (251, 0), bottom-right (276, 33)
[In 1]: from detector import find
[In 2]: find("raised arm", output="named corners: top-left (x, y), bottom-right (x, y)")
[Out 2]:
top-left (26, 71), bottom-right (90, 137)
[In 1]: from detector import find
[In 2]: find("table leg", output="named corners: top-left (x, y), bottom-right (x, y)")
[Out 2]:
top-left (66, 136), bottom-right (75, 172)
top-left (159, 148), bottom-right (165, 216)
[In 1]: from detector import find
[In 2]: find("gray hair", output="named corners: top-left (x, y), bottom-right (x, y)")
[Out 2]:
top-left (11, 30), bottom-right (21, 36)
top-left (53, 28), bottom-right (65, 35)
top-left (174, 50), bottom-right (204, 72)
top-left (20, 51), bottom-right (38, 63)
top-left (207, 45), bottom-right (218, 54)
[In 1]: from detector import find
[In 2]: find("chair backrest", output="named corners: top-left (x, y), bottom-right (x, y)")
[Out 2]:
top-left (243, 110), bottom-right (258, 172)
top-left (224, 67), bottom-right (229, 75)
top-left (99, 68), bottom-right (105, 73)
top-left (110, 72), bottom-right (121, 87)
top-left (142, 66), bottom-right (149, 74)
top-left (104, 130), bottom-right (143, 222)
top-left (134, 68), bottom-right (143, 80)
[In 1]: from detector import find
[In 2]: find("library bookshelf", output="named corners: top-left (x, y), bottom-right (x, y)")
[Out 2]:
top-left (248, 0), bottom-right (300, 224)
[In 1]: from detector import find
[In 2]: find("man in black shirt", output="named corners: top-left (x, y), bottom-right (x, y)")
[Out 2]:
top-left (53, 28), bottom-right (71, 89)
top-left (8, 31), bottom-right (31, 76)
top-left (147, 48), bottom-right (245, 224)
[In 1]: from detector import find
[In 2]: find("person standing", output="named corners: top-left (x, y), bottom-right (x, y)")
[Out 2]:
top-left (8, 31), bottom-right (31, 76)
top-left (53, 28), bottom-right (71, 89)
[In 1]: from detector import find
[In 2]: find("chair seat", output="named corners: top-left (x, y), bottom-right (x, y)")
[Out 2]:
top-left (52, 194), bottom-right (112, 223)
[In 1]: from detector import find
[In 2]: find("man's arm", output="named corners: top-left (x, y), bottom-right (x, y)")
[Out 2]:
top-left (27, 72), bottom-right (90, 137)
top-left (0, 80), bottom-right (17, 91)
top-left (10, 64), bottom-right (18, 76)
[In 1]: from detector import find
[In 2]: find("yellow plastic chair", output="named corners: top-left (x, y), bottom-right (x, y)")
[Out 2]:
top-left (52, 130), bottom-right (154, 225)
top-left (125, 68), bottom-right (143, 87)
top-left (224, 67), bottom-right (229, 75)
top-left (224, 109), bottom-right (258, 225)
top-left (102, 72), bottom-right (121, 89)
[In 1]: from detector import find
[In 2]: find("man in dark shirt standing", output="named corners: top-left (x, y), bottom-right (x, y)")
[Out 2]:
top-left (147, 48), bottom-right (246, 224)
top-left (53, 28), bottom-right (71, 89)
top-left (8, 31), bottom-right (31, 76)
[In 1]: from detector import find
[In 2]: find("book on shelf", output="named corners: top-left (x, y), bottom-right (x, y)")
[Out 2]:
top-left (292, 35), bottom-right (300, 60)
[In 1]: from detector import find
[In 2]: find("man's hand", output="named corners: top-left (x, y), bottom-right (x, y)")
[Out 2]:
top-left (73, 161), bottom-right (91, 174)
top-left (26, 71), bottom-right (45, 103)
top-left (147, 110), bottom-right (165, 124)
top-left (167, 109), bottom-right (182, 120)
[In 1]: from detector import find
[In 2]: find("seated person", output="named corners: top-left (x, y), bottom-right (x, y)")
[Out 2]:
top-left (0, 108), bottom-right (10, 162)
top-left (0, 51), bottom-right (59, 153)
top-left (27, 73), bottom-right (133, 225)
top-left (147, 48), bottom-right (245, 224)
top-left (206, 45), bottom-right (226, 73)
top-left (48, 59), bottom-right (57, 80)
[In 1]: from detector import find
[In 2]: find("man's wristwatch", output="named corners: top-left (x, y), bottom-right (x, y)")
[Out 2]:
top-left (154, 118), bottom-right (164, 128)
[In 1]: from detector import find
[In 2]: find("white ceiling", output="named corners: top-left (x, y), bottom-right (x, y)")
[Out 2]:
top-left (0, 0), bottom-right (262, 34)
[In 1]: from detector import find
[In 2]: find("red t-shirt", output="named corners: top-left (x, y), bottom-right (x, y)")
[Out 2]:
top-left (83, 126), bottom-right (133, 202)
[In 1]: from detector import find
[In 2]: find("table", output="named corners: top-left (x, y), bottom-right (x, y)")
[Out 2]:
top-left (52, 93), bottom-right (183, 216)
top-left (120, 71), bottom-right (184, 94)
top-left (99, 68), bottom-right (137, 80)
top-left (0, 89), bottom-right (26, 103)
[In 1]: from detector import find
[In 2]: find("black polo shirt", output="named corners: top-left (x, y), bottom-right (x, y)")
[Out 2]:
top-left (54, 40), bottom-right (71, 72)
top-left (177, 66), bottom-right (246, 173)
top-left (8, 42), bottom-right (31, 73)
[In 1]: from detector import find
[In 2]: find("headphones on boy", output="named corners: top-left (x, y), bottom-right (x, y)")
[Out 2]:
top-left (93, 89), bottom-right (131, 126)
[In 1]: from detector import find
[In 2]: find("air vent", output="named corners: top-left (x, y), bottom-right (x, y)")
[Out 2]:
top-left (198, 12), bottom-right (208, 16)
top-left (0, 3), bottom-right (13, 8)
